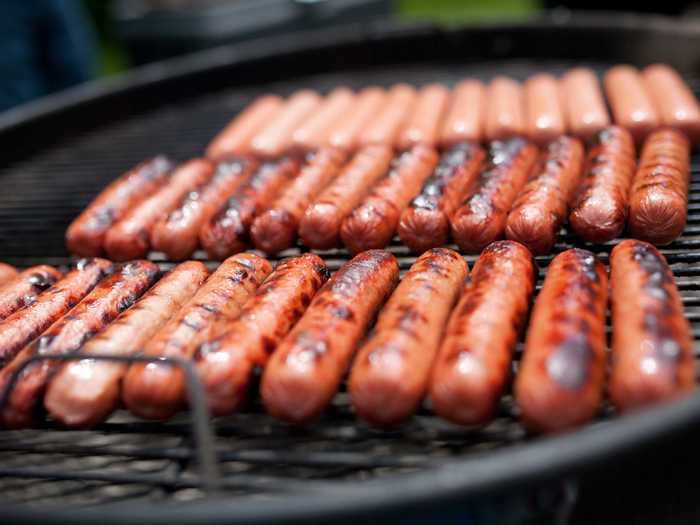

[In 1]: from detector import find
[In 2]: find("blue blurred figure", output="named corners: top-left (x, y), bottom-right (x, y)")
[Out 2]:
top-left (0, 0), bottom-right (97, 112)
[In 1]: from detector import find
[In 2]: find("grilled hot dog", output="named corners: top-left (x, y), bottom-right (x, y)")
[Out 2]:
top-left (0, 266), bottom-right (61, 321)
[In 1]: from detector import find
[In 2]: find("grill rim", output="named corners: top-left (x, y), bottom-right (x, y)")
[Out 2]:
top-left (3, 11), bottom-right (700, 523)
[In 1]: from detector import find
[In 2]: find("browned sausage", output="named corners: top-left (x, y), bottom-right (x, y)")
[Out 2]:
top-left (485, 77), bottom-right (525, 141)
top-left (199, 157), bottom-right (300, 260)
top-left (643, 64), bottom-right (700, 141)
top-left (439, 80), bottom-right (485, 147)
top-left (206, 96), bottom-right (284, 159)
top-left (65, 156), bottom-right (173, 256)
top-left (196, 254), bottom-right (329, 416)
top-left (451, 138), bottom-right (539, 253)
top-left (398, 142), bottom-right (485, 253)
top-left (0, 258), bottom-right (113, 368)
top-left (0, 266), bottom-right (62, 320)
top-left (505, 136), bottom-right (585, 255)
top-left (340, 145), bottom-right (439, 254)
top-left (568, 126), bottom-right (636, 243)
top-left (291, 88), bottom-right (355, 153)
top-left (250, 148), bottom-right (347, 254)
top-left (0, 260), bottom-right (158, 428)
top-left (561, 68), bottom-right (611, 141)
top-left (122, 253), bottom-right (271, 420)
top-left (298, 145), bottom-right (394, 249)
top-left (609, 240), bottom-right (694, 412)
top-left (325, 87), bottom-right (386, 152)
top-left (0, 264), bottom-right (18, 287)
top-left (105, 159), bottom-right (215, 261)
top-left (261, 250), bottom-right (399, 423)
top-left (430, 241), bottom-right (536, 426)
top-left (357, 84), bottom-right (417, 147)
top-left (397, 84), bottom-right (450, 150)
top-left (251, 90), bottom-right (322, 158)
top-left (628, 128), bottom-right (691, 245)
top-left (44, 261), bottom-right (209, 428)
top-left (349, 248), bottom-right (467, 426)
top-left (604, 65), bottom-right (660, 143)
top-left (151, 157), bottom-right (258, 260)
top-left (524, 73), bottom-right (566, 145)
top-left (515, 248), bottom-right (608, 433)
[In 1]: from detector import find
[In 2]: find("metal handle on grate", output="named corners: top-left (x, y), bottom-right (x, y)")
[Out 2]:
top-left (0, 353), bottom-right (221, 493)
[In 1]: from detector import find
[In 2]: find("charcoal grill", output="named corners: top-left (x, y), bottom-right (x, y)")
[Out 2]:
top-left (3, 11), bottom-right (700, 525)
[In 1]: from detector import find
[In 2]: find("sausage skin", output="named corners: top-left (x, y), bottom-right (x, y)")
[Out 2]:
top-left (430, 241), bottom-right (536, 425)
top-left (642, 64), bottom-right (700, 141)
top-left (524, 73), bottom-right (566, 145)
top-left (357, 84), bottom-right (417, 147)
top-left (299, 145), bottom-right (394, 250)
top-left (122, 253), bottom-right (271, 420)
top-left (0, 264), bottom-right (18, 287)
top-left (199, 157), bottom-right (300, 260)
top-left (151, 157), bottom-right (258, 260)
top-left (398, 142), bottom-right (485, 253)
top-left (0, 258), bottom-right (113, 368)
top-left (261, 250), bottom-right (399, 423)
top-left (397, 84), bottom-right (450, 150)
top-left (628, 128), bottom-right (691, 245)
top-left (196, 254), bottom-right (330, 416)
top-left (485, 76), bottom-right (525, 141)
top-left (206, 96), bottom-right (284, 159)
top-left (451, 138), bottom-right (539, 253)
top-left (44, 261), bottom-right (209, 428)
top-left (291, 88), bottom-right (355, 153)
top-left (439, 80), bottom-right (485, 147)
top-left (326, 87), bottom-right (386, 152)
top-left (349, 248), bottom-right (467, 426)
top-left (609, 240), bottom-right (694, 412)
top-left (515, 248), bottom-right (608, 433)
top-left (604, 65), bottom-right (660, 143)
top-left (105, 158), bottom-right (215, 261)
top-left (561, 68), bottom-right (611, 141)
top-left (0, 266), bottom-right (61, 321)
top-left (340, 145), bottom-right (438, 254)
top-left (66, 156), bottom-right (173, 256)
top-left (568, 126), bottom-right (636, 243)
top-left (250, 148), bottom-right (347, 254)
top-left (505, 136), bottom-right (585, 255)
top-left (0, 260), bottom-right (158, 428)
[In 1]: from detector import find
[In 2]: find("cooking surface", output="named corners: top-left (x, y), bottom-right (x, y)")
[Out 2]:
top-left (2, 56), bottom-right (700, 520)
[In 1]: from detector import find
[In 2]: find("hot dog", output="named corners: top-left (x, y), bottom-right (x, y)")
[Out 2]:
top-left (505, 136), bottom-right (584, 255)
top-left (250, 148), bottom-right (347, 254)
top-left (568, 126), bottom-right (636, 243)
top-left (0, 258), bottom-right (113, 368)
top-left (430, 241), bottom-right (536, 426)
top-left (261, 250), bottom-right (399, 423)
top-left (105, 158), bottom-right (215, 261)
top-left (326, 87), bottom-right (386, 152)
top-left (196, 254), bottom-right (329, 416)
top-left (439, 80), bottom-right (485, 147)
top-left (199, 157), bottom-right (300, 260)
top-left (604, 65), bottom-right (660, 143)
top-left (206, 96), bottom-right (284, 159)
top-left (0, 264), bottom-right (18, 287)
top-left (398, 142), bottom-right (485, 253)
top-left (561, 68), bottom-right (611, 141)
top-left (44, 261), bottom-right (209, 428)
top-left (122, 253), bottom-right (271, 420)
top-left (628, 128), bottom-right (691, 245)
top-left (609, 240), bottom-right (694, 412)
top-left (251, 90), bottom-right (322, 158)
top-left (524, 73), bottom-right (566, 145)
top-left (485, 76), bottom-right (525, 141)
top-left (0, 260), bottom-right (158, 428)
top-left (515, 248), bottom-right (608, 433)
top-left (151, 157), bottom-right (258, 260)
top-left (397, 84), bottom-right (450, 150)
top-left (451, 138), bottom-right (539, 253)
top-left (0, 266), bottom-right (61, 320)
top-left (358, 84), bottom-right (417, 147)
top-left (340, 145), bottom-right (438, 254)
top-left (299, 145), bottom-right (394, 250)
top-left (349, 248), bottom-right (467, 426)
top-left (642, 64), bottom-right (700, 141)
top-left (291, 88), bottom-right (354, 153)
top-left (65, 156), bottom-right (173, 256)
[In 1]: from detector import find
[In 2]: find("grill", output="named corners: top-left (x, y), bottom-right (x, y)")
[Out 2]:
top-left (3, 12), bottom-right (700, 524)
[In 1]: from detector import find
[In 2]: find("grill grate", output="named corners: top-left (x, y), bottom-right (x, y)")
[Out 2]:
top-left (1, 59), bottom-right (700, 510)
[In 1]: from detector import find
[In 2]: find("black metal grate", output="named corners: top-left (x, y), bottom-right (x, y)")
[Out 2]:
top-left (1, 59), bottom-right (700, 511)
